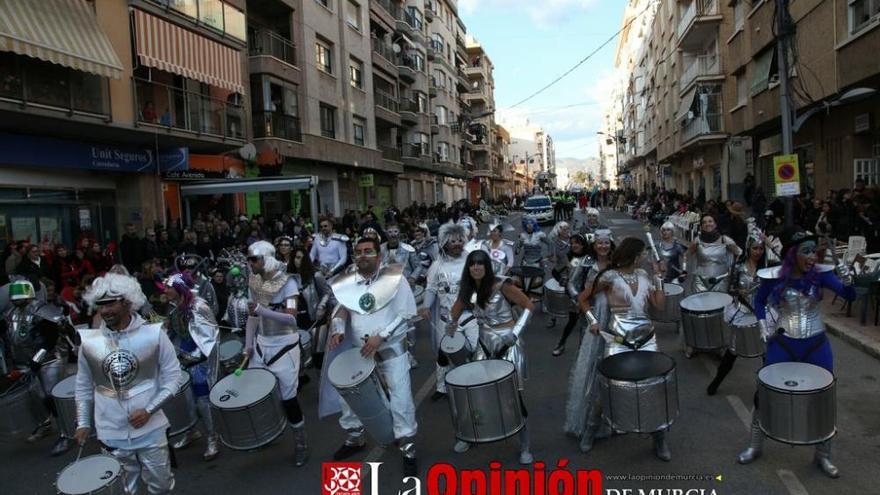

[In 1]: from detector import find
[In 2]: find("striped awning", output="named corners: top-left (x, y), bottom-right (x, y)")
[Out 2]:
top-left (134, 9), bottom-right (244, 94)
top-left (0, 0), bottom-right (123, 79)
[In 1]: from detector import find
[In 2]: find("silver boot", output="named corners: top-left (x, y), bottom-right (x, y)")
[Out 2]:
top-left (292, 423), bottom-right (309, 467)
top-left (518, 424), bottom-right (533, 465)
top-left (196, 397), bottom-right (219, 461)
top-left (814, 441), bottom-right (840, 478)
top-left (172, 428), bottom-right (202, 450)
top-left (652, 430), bottom-right (671, 462)
top-left (737, 412), bottom-right (764, 464)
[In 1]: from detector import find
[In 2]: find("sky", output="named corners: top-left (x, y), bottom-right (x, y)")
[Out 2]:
top-left (458, 0), bottom-right (625, 160)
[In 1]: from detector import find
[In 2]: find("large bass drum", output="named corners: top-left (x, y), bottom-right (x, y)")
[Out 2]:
top-left (328, 348), bottom-right (395, 446)
top-left (55, 454), bottom-right (124, 495)
top-left (598, 351), bottom-right (679, 433)
top-left (680, 292), bottom-right (733, 350)
top-left (210, 368), bottom-right (287, 450)
top-left (758, 362), bottom-right (836, 445)
top-left (162, 370), bottom-right (198, 437)
top-left (444, 360), bottom-right (524, 443)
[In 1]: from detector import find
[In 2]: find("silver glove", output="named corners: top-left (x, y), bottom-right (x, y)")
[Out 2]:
top-left (758, 319), bottom-right (773, 343)
top-left (585, 310), bottom-right (599, 327)
top-left (76, 399), bottom-right (94, 430)
top-left (511, 308), bottom-right (532, 338)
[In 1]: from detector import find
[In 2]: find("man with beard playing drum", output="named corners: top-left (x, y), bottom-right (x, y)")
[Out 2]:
top-left (327, 236), bottom-right (419, 476)
top-left (737, 229), bottom-right (856, 478)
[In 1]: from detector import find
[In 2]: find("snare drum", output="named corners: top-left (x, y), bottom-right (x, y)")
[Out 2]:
top-left (731, 314), bottom-right (765, 358)
top-left (680, 292), bottom-right (733, 350)
top-left (0, 372), bottom-right (47, 438)
top-left (218, 339), bottom-right (244, 376)
top-left (444, 360), bottom-right (525, 443)
top-left (440, 333), bottom-right (471, 367)
top-left (51, 375), bottom-right (95, 440)
top-left (651, 283), bottom-right (684, 322)
top-left (56, 454), bottom-right (124, 495)
top-left (162, 370), bottom-right (198, 437)
top-left (758, 362), bottom-right (836, 445)
top-left (542, 278), bottom-right (572, 318)
top-left (598, 351), bottom-right (679, 433)
top-left (210, 368), bottom-right (287, 450)
top-left (328, 348), bottom-right (395, 446)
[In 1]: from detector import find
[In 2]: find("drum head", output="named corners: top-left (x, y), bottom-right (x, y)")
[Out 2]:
top-left (445, 359), bottom-right (515, 387)
top-left (543, 278), bottom-right (562, 291)
top-left (218, 340), bottom-right (243, 359)
top-left (759, 362), bottom-right (833, 392)
top-left (210, 368), bottom-right (276, 408)
top-left (680, 292), bottom-right (733, 312)
top-left (57, 455), bottom-right (121, 495)
top-left (328, 348), bottom-right (376, 388)
top-left (734, 313), bottom-right (758, 326)
top-left (440, 333), bottom-right (466, 353)
top-left (664, 283), bottom-right (684, 296)
top-left (51, 375), bottom-right (78, 399)
top-left (757, 266), bottom-right (781, 280)
top-left (598, 351), bottom-right (675, 381)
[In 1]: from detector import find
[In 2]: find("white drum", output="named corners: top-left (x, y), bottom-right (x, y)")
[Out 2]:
top-left (56, 454), bottom-right (124, 495)
top-left (542, 278), bottom-right (572, 318)
top-left (210, 369), bottom-right (287, 451)
top-left (440, 332), bottom-right (470, 367)
top-left (328, 348), bottom-right (395, 446)
top-left (162, 370), bottom-right (198, 437)
top-left (651, 283), bottom-right (684, 322)
top-left (731, 314), bottom-right (765, 358)
top-left (680, 292), bottom-right (733, 350)
top-left (758, 362), bottom-right (836, 445)
top-left (51, 375), bottom-right (94, 440)
top-left (218, 339), bottom-right (244, 376)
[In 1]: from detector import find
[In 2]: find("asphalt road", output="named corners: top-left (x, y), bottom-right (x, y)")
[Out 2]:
top-left (4, 209), bottom-right (880, 495)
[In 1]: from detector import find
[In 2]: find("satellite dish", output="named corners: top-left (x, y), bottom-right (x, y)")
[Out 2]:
top-left (392, 44), bottom-right (402, 54)
top-left (239, 143), bottom-right (257, 161)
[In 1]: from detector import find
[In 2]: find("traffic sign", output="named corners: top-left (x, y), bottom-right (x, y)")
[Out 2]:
top-left (773, 154), bottom-right (800, 196)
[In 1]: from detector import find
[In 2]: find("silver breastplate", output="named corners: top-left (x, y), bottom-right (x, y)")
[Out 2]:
top-left (256, 275), bottom-right (297, 336)
top-left (522, 234), bottom-right (543, 262)
top-left (226, 295), bottom-right (250, 329)
top-left (659, 242), bottom-right (680, 264)
top-left (332, 264), bottom-right (404, 315)
top-left (472, 283), bottom-right (514, 327)
top-left (6, 307), bottom-right (39, 365)
top-left (80, 323), bottom-right (162, 399)
top-left (697, 241), bottom-right (729, 278)
top-left (776, 286), bottom-right (824, 339)
top-left (605, 271), bottom-right (653, 346)
top-left (734, 264), bottom-right (760, 297)
top-left (436, 258), bottom-right (466, 306)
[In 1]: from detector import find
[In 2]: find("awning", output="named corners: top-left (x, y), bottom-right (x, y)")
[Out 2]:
top-left (676, 87), bottom-right (697, 121)
top-left (0, 0), bottom-right (123, 78)
top-left (134, 9), bottom-right (245, 94)
top-left (180, 176), bottom-right (316, 196)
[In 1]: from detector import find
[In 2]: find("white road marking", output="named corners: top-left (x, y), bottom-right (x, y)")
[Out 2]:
top-left (364, 373), bottom-right (437, 462)
top-left (777, 469), bottom-right (810, 495)
top-left (726, 394), bottom-right (753, 431)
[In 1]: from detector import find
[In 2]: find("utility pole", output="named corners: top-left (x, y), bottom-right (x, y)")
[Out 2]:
top-left (776, 0), bottom-right (795, 228)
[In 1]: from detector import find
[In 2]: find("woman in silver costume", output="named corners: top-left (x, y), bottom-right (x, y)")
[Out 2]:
top-left (706, 230), bottom-right (768, 395)
top-left (688, 214), bottom-right (742, 293)
top-left (563, 229), bottom-right (614, 452)
top-left (448, 249), bottom-right (535, 465)
top-left (551, 234), bottom-right (589, 356)
top-left (657, 222), bottom-right (688, 284)
top-left (481, 223), bottom-right (515, 276)
top-left (512, 216), bottom-right (548, 295)
top-left (546, 221), bottom-right (572, 328)
top-left (580, 238), bottom-right (670, 461)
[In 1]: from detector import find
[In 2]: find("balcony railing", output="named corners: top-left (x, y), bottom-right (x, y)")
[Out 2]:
top-left (396, 54), bottom-right (419, 71)
top-left (134, 77), bottom-right (244, 140)
top-left (379, 144), bottom-right (402, 162)
top-left (402, 143), bottom-right (428, 158)
top-left (399, 98), bottom-right (420, 113)
top-left (372, 37), bottom-right (395, 62)
top-left (680, 53), bottom-right (721, 90)
top-left (375, 90), bottom-right (398, 112)
top-left (248, 29), bottom-right (296, 67)
top-left (681, 93), bottom-right (723, 143)
top-left (677, 0), bottom-right (718, 39)
top-left (374, 0), bottom-right (394, 15)
top-left (252, 111), bottom-right (302, 142)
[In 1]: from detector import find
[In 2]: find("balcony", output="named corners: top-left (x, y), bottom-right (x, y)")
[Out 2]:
top-left (372, 38), bottom-right (396, 63)
top-left (248, 29), bottom-right (296, 67)
top-left (424, 1), bottom-right (435, 21)
top-left (429, 115), bottom-right (439, 134)
top-left (379, 144), bottom-right (402, 162)
top-left (429, 77), bottom-right (439, 97)
top-left (134, 77), bottom-right (245, 141)
top-left (463, 84), bottom-right (488, 104)
top-left (463, 64), bottom-right (485, 79)
top-left (399, 99), bottom-right (419, 124)
top-left (252, 111), bottom-right (302, 142)
top-left (677, 0), bottom-right (721, 50)
top-left (396, 55), bottom-right (418, 83)
top-left (680, 53), bottom-right (722, 93)
top-left (374, 90), bottom-right (398, 112)
top-left (428, 40), bottom-right (443, 61)
top-left (680, 92), bottom-right (724, 145)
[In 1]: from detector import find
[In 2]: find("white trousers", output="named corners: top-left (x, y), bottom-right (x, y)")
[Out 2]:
top-left (339, 352), bottom-right (417, 440)
top-left (104, 442), bottom-right (174, 494)
top-left (252, 333), bottom-right (300, 400)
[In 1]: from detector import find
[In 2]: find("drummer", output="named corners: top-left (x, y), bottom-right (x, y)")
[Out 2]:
top-left (685, 214), bottom-right (742, 357)
top-left (408, 223), bottom-right (439, 286)
top-left (546, 221), bottom-right (571, 329)
top-left (512, 216), bottom-right (548, 295)
top-left (379, 222), bottom-right (415, 278)
top-left (737, 229), bottom-right (856, 478)
top-left (310, 218), bottom-right (349, 278)
top-left (706, 229), bottom-right (770, 396)
top-left (74, 273), bottom-right (180, 495)
top-left (551, 234), bottom-right (589, 357)
top-left (2, 279), bottom-right (78, 456)
top-left (447, 249), bottom-right (535, 464)
top-left (162, 273), bottom-right (220, 461)
top-left (581, 208), bottom-right (608, 236)
top-left (326, 237), bottom-right (419, 476)
top-left (581, 238), bottom-right (670, 461)
top-left (479, 222), bottom-right (515, 276)
top-left (656, 222), bottom-right (688, 284)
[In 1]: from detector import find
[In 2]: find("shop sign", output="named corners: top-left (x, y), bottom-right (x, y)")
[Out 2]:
top-left (773, 154), bottom-right (800, 197)
top-left (855, 113), bottom-right (871, 134)
top-left (0, 132), bottom-right (188, 173)
top-left (359, 174), bottom-right (375, 187)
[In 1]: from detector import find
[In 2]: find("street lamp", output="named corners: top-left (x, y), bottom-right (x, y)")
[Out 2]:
top-left (792, 87), bottom-right (878, 133)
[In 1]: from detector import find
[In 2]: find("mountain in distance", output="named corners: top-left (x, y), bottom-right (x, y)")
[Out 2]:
top-left (557, 157), bottom-right (601, 175)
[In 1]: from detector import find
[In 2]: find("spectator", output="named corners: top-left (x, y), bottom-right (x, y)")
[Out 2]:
top-left (16, 243), bottom-right (51, 288)
top-left (143, 228), bottom-right (159, 262)
top-left (119, 223), bottom-right (144, 274)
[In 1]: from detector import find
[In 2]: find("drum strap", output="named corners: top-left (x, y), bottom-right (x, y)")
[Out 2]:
top-left (256, 343), bottom-right (299, 367)
top-left (772, 331), bottom-right (827, 362)
top-left (616, 331), bottom-right (656, 351)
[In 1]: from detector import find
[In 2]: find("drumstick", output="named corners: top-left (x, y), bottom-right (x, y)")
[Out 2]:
top-left (234, 355), bottom-right (249, 376)
top-left (74, 442), bottom-right (85, 463)
top-left (644, 225), bottom-right (661, 262)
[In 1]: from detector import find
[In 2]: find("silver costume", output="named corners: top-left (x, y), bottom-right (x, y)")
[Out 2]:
top-left (480, 239), bottom-right (515, 276)
top-left (517, 231), bottom-right (547, 267)
top-left (657, 239), bottom-right (687, 283)
top-left (598, 269), bottom-right (658, 356)
top-left (409, 238), bottom-right (439, 284)
top-left (310, 233), bottom-right (349, 276)
top-left (192, 272), bottom-right (219, 318)
top-left (470, 277), bottom-right (529, 388)
top-left (4, 300), bottom-right (73, 395)
top-left (692, 237), bottom-right (736, 293)
top-left (549, 236), bottom-right (571, 276)
top-left (380, 242), bottom-right (415, 278)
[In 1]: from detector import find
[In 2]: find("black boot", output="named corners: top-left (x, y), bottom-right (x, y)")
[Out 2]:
top-left (707, 350), bottom-right (737, 396)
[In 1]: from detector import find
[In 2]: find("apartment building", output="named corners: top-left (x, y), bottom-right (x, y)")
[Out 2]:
top-left (493, 124), bottom-right (513, 197)
top-left (504, 121), bottom-right (557, 192)
top-left (0, 0), bottom-right (249, 245)
top-left (463, 35), bottom-right (497, 201)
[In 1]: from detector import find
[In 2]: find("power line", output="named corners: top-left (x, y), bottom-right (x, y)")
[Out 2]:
top-left (505, 1), bottom-right (659, 110)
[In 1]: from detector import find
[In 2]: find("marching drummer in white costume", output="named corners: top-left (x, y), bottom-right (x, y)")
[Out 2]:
top-left (244, 241), bottom-right (309, 466)
top-left (310, 218), bottom-right (349, 277)
top-left (582, 238), bottom-right (670, 461)
top-left (581, 208), bottom-right (607, 235)
top-left (74, 273), bottom-right (180, 494)
top-left (162, 273), bottom-right (220, 461)
top-left (327, 237), bottom-right (419, 476)
top-left (379, 222), bottom-right (415, 278)
top-left (480, 222), bottom-right (515, 276)
top-left (408, 223), bottom-right (439, 285)
top-left (418, 222), bottom-right (476, 401)
top-left (448, 249), bottom-right (536, 464)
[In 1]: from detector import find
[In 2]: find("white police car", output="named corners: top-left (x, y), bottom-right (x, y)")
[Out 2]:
top-left (523, 195), bottom-right (554, 224)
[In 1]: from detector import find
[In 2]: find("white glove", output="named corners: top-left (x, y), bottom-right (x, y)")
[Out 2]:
top-left (758, 319), bottom-right (772, 343)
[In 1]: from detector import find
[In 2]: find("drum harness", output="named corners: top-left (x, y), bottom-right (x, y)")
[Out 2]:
top-left (770, 330), bottom-right (828, 363)
top-left (696, 272), bottom-right (729, 291)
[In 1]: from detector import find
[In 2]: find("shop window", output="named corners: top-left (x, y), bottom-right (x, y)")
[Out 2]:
top-left (169, 0), bottom-right (198, 18)
top-left (854, 158), bottom-right (880, 185)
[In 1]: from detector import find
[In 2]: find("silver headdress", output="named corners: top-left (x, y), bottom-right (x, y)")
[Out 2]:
top-left (438, 221), bottom-right (467, 249)
top-left (84, 273), bottom-right (147, 310)
top-left (248, 240), bottom-right (284, 274)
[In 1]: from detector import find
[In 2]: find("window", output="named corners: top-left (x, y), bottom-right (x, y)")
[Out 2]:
top-left (169, 0), bottom-right (197, 18)
top-left (316, 38), bottom-right (333, 74)
top-left (416, 132), bottom-right (430, 155)
top-left (416, 92), bottom-right (428, 113)
top-left (431, 34), bottom-right (444, 52)
top-left (315, 0), bottom-right (329, 8)
top-left (353, 116), bottom-right (366, 145)
top-left (733, 1), bottom-right (745, 31)
top-left (346, 0), bottom-right (362, 31)
top-left (413, 53), bottom-right (425, 71)
top-left (854, 158), bottom-right (880, 185)
top-left (749, 47), bottom-right (776, 96)
top-left (406, 7), bottom-right (423, 30)
top-left (435, 105), bottom-right (447, 125)
top-left (735, 71), bottom-right (748, 106)
top-left (437, 142), bottom-right (449, 161)
top-left (223, 4), bottom-right (246, 41)
top-left (433, 69), bottom-right (445, 88)
top-left (320, 103), bottom-right (336, 138)
top-left (849, 0), bottom-right (880, 34)
top-left (349, 57), bottom-right (363, 89)
top-left (198, 0), bottom-right (223, 31)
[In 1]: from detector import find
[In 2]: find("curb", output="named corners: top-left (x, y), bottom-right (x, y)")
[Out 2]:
top-left (824, 321), bottom-right (880, 361)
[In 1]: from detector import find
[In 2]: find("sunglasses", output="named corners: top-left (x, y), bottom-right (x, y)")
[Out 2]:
top-left (247, 256), bottom-right (261, 262)
top-left (95, 297), bottom-right (123, 306)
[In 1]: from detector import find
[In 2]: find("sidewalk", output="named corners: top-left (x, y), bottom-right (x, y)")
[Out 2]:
top-left (822, 297), bottom-right (880, 360)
